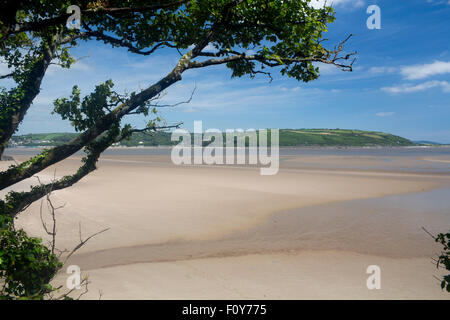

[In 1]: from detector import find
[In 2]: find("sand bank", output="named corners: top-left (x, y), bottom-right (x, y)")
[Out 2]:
top-left (1, 151), bottom-right (449, 299)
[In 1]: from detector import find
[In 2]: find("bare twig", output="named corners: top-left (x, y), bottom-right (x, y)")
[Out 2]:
top-left (64, 223), bottom-right (110, 264)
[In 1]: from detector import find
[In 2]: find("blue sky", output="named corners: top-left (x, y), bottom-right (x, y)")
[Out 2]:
top-left (5, 0), bottom-right (450, 143)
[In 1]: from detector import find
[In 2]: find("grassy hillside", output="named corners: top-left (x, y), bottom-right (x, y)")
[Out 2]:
top-left (10, 129), bottom-right (415, 147)
top-left (278, 129), bottom-right (414, 146)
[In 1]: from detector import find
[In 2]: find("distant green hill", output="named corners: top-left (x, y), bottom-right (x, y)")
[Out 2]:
top-left (412, 140), bottom-right (445, 146)
top-left (10, 129), bottom-right (415, 147)
top-left (278, 129), bottom-right (414, 147)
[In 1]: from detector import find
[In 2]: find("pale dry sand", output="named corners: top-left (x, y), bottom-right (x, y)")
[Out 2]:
top-left (60, 252), bottom-right (447, 300)
top-left (1, 151), bottom-right (450, 299)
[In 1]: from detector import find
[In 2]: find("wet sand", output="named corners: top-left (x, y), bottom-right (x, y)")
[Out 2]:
top-left (1, 148), bottom-right (450, 299)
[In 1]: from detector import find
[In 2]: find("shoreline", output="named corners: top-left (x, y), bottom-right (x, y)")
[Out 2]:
top-left (5, 145), bottom-right (450, 151)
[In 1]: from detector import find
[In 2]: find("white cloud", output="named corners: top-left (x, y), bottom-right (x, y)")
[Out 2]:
top-left (46, 60), bottom-right (94, 77)
top-left (382, 80), bottom-right (450, 94)
top-left (71, 61), bottom-right (92, 72)
top-left (309, 0), bottom-right (365, 9)
top-left (376, 112), bottom-right (395, 117)
top-left (183, 106), bottom-right (199, 113)
top-left (400, 61), bottom-right (450, 80)
top-left (156, 77), bottom-right (326, 115)
top-left (316, 63), bottom-right (342, 75)
top-left (426, 0), bottom-right (450, 6)
top-left (368, 61), bottom-right (450, 80)
top-left (369, 66), bottom-right (397, 74)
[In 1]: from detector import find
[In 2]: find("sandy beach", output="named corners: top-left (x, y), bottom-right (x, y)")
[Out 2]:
top-left (2, 147), bottom-right (450, 299)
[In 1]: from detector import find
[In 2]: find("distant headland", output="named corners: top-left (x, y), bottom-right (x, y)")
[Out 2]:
top-left (8, 129), bottom-right (447, 148)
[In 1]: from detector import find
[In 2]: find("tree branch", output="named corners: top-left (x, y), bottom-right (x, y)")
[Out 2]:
top-left (2, 123), bottom-right (120, 211)
top-left (190, 42), bottom-right (356, 73)
top-left (0, 39), bottom-right (57, 157)
top-left (2, 1), bottom-right (191, 39)
top-left (0, 1), bottom-right (240, 191)
top-left (83, 24), bottom-right (176, 56)
top-left (1, 118), bottom-right (182, 217)
top-left (0, 59), bottom-right (185, 191)
top-left (0, 72), bottom-right (14, 80)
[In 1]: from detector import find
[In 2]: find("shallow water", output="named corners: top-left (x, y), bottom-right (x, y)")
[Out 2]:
top-left (5, 146), bottom-right (450, 157)
top-left (232, 187), bottom-right (450, 258)
top-left (69, 187), bottom-right (450, 270)
top-left (5, 146), bottom-right (450, 173)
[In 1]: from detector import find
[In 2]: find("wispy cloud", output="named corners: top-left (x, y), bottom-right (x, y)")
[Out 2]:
top-left (400, 61), bottom-right (450, 80)
top-left (382, 80), bottom-right (450, 94)
top-left (426, 0), bottom-right (450, 6)
top-left (309, 0), bottom-right (365, 9)
top-left (376, 112), bottom-right (395, 117)
top-left (368, 61), bottom-right (450, 80)
top-left (45, 59), bottom-right (95, 78)
top-left (152, 77), bottom-right (330, 116)
top-left (369, 66), bottom-right (397, 75)
top-left (316, 63), bottom-right (343, 76)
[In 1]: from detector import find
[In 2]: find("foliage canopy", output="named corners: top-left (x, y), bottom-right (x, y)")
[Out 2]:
top-left (0, 0), bottom-right (355, 299)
